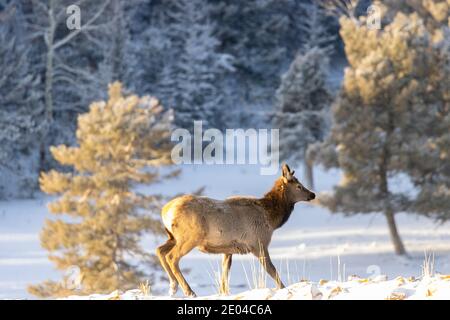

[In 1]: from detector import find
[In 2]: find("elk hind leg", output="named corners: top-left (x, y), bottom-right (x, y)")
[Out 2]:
top-left (156, 235), bottom-right (178, 296)
top-left (167, 240), bottom-right (197, 297)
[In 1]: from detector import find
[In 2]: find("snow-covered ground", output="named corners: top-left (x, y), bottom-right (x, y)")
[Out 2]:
top-left (1, 164), bottom-right (450, 299)
top-left (67, 275), bottom-right (450, 300)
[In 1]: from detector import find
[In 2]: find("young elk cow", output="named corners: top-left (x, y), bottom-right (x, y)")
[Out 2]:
top-left (157, 164), bottom-right (315, 297)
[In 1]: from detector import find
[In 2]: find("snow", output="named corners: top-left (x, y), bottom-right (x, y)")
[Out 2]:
top-left (65, 275), bottom-right (450, 300)
top-left (1, 164), bottom-right (450, 299)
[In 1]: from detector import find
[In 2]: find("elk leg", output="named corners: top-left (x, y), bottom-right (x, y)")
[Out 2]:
top-left (156, 239), bottom-right (178, 296)
top-left (167, 241), bottom-right (197, 297)
top-left (220, 254), bottom-right (232, 295)
top-left (255, 248), bottom-right (285, 289)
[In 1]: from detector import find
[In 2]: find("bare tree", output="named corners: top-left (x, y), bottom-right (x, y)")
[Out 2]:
top-left (25, 0), bottom-right (112, 168)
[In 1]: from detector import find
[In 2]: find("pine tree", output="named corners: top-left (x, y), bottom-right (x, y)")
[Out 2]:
top-left (310, 12), bottom-right (450, 255)
top-left (405, 25), bottom-right (450, 222)
top-left (0, 2), bottom-right (44, 198)
top-left (376, 0), bottom-right (450, 32)
top-left (273, 47), bottom-right (333, 189)
top-left (272, 2), bottom-right (334, 189)
top-left (159, 0), bottom-right (234, 130)
top-left (211, 0), bottom-right (307, 126)
top-left (298, 1), bottom-right (336, 53)
top-left (28, 82), bottom-right (174, 297)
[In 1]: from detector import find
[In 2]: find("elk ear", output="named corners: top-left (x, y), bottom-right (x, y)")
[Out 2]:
top-left (281, 164), bottom-right (293, 181)
top-left (281, 164), bottom-right (289, 177)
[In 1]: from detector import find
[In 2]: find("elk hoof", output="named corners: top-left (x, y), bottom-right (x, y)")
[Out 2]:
top-left (220, 287), bottom-right (230, 295)
top-left (277, 283), bottom-right (286, 290)
top-left (186, 291), bottom-right (197, 298)
top-left (169, 283), bottom-right (178, 297)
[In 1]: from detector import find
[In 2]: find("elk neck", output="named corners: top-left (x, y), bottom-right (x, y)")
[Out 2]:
top-left (260, 178), bottom-right (295, 229)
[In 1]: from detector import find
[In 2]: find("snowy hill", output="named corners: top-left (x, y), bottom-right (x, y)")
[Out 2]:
top-left (67, 275), bottom-right (450, 300)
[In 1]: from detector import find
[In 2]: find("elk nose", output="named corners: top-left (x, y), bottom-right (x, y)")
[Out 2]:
top-left (310, 193), bottom-right (316, 200)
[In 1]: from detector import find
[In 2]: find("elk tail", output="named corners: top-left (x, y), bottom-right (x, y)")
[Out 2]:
top-left (165, 227), bottom-right (175, 241)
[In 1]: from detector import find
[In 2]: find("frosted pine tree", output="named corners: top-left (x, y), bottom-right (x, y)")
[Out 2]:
top-left (28, 83), bottom-right (174, 297)
top-left (273, 1), bottom-right (334, 189)
top-left (408, 30), bottom-right (450, 222)
top-left (402, 17), bottom-right (450, 222)
top-left (0, 3), bottom-right (44, 198)
top-left (211, 0), bottom-right (307, 126)
top-left (273, 48), bottom-right (333, 189)
top-left (310, 12), bottom-right (449, 255)
top-left (159, 0), bottom-right (234, 130)
top-left (376, 0), bottom-right (450, 32)
top-left (299, 1), bottom-right (336, 53)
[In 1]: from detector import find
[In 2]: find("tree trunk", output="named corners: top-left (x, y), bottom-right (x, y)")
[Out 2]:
top-left (379, 108), bottom-right (407, 256)
top-left (111, 1), bottom-right (125, 81)
top-left (304, 150), bottom-right (314, 189)
top-left (40, 3), bottom-right (56, 172)
top-left (380, 154), bottom-right (406, 255)
top-left (40, 47), bottom-right (54, 171)
top-left (45, 0), bottom-right (56, 122)
top-left (45, 49), bottom-right (54, 122)
top-left (384, 208), bottom-right (407, 256)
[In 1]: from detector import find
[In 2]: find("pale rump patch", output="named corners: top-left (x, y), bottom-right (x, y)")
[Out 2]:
top-left (162, 206), bottom-right (176, 233)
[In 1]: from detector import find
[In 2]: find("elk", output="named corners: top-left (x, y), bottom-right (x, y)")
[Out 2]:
top-left (156, 164), bottom-right (315, 297)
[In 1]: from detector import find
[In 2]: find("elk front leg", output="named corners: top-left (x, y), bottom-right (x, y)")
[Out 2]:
top-left (220, 254), bottom-right (232, 295)
top-left (255, 248), bottom-right (285, 289)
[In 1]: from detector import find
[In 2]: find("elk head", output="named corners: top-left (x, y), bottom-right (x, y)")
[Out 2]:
top-left (281, 164), bottom-right (315, 203)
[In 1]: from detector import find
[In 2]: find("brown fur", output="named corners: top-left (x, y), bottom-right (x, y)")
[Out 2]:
top-left (156, 164), bottom-right (315, 297)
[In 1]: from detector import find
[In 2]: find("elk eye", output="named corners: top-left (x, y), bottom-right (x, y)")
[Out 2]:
top-left (297, 185), bottom-right (302, 190)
